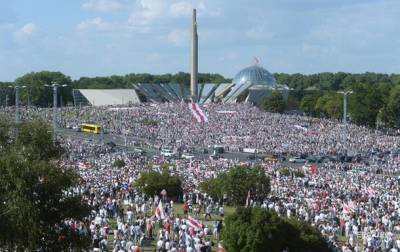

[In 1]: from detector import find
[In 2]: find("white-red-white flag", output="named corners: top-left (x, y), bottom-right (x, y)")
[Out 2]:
top-left (187, 216), bottom-right (203, 230)
top-left (78, 162), bottom-right (90, 169)
top-left (155, 200), bottom-right (165, 220)
top-left (189, 102), bottom-right (208, 123)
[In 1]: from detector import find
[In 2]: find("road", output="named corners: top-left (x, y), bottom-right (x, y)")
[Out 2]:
top-left (56, 128), bottom-right (264, 162)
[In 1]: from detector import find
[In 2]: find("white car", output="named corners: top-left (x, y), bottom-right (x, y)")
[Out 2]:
top-left (182, 153), bottom-right (195, 159)
top-left (161, 149), bottom-right (174, 157)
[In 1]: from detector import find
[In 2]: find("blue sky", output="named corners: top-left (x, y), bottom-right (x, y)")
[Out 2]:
top-left (0, 0), bottom-right (399, 81)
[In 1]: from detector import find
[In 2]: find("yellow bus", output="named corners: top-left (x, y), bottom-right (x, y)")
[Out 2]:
top-left (80, 123), bottom-right (101, 134)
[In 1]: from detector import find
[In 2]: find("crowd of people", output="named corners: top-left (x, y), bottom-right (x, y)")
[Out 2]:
top-left (5, 102), bottom-right (400, 158)
top-left (2, 102), bottom-right (400, 251)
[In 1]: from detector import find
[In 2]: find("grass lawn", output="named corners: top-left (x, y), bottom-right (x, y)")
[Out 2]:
top-left (107, 203), bottom-right (236, 251)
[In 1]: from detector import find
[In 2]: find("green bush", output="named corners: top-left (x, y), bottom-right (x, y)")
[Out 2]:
top-left (294, 170), bottom-right (305, 178)
top-left (200, 166), bottom-right (270, 205)
top-left (223, 207), bottom-right (329, 252)
top-left (134, 169), bottom-right (182, 199)
top-left (141, 119), bottom-right (158, 126)
top-left (280, 168), bottom-right (291, 176)
top-left (113, 159), bottom-right (126, 168)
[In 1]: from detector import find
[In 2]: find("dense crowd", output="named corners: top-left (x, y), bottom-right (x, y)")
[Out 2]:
top-left (2, 102), bottom-right (400, 251)
top-left (4, 103), bottom-right (400, 158)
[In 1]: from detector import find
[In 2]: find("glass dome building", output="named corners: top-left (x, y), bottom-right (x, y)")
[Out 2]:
top-left (224, 64), bottom-right (280, 103)
top-left (233, 65), bottom-right (277, 87)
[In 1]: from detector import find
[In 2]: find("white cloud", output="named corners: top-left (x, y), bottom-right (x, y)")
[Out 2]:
top-left (169, 1), bottom-right (193, 17)
top-left (14, 23), bottom-right (38, 41)
top-left (305, 1), bottom-right (399, 54)
top-left (77, 17), bottom-right (110, 31)
top-left (166, 29), bottom-right (188, 46)
top-left (128, 0), bottom-right (220, 30)
top-left (128, 0), bottom-right (165, 27)
top-left (169, 0), bottom-right (221, 18)
top-left (82, 0), bottom-right (127, 12)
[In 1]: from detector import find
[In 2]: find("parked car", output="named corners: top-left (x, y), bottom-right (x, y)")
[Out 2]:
top-left (182, 153), bottom-right (195, 159)
top-left (289, 157), bottom-right (307, 163)
top-left (210, 154), bottom-right (221, 160)
top-left (134, 148), bottom-right (146, 155)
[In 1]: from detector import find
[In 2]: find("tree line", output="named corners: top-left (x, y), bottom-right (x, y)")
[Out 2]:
top-left (0, 71), bottom-right (230, 108)
top-left (1, 70), bottom-right (400, 128)
top-left (266, 72), bottom-right (400, 129)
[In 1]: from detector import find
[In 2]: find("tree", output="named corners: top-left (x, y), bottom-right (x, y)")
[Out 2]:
top-left (263, 91), bottom-right (286, 113)
top-left (349, 83), bottom-right (384, 127)
top-left (199, 173), bottom-right (227, 202)
top-left (323, 94), bottom-right (342, 120)
top-left (200, 166), bottom-right (270, 205)
top-left (300, 95), bottom-right (319, 116)
top-left (113, 159), bottom-right (126, 168)
top-left (314, 93), bottom-right (342, 119)
top-left (15, 71), bottom-right (73, 107)
top-left (381, 85), bottom-right (400, 128)
top-left (134, 167), bottom-right (182, 199)
top-left (223, 207), bottom-right (329, 252)
top-left (0, 119), bottom-right (91, 250)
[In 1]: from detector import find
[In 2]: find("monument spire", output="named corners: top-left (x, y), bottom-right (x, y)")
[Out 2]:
top-left (190, 9), bottom-right (198, 102)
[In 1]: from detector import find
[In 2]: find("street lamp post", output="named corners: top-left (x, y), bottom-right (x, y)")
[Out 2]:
top-left (8, 85), bottom-right (26, 125)
top-left (27, 88), bottom-right (31, 107)
top-left (337, 90), bottom-right (353, 124)
top-left (44, 82), bottom-right (67, 141)
top-left (337, 90), bottom-right (353, 155)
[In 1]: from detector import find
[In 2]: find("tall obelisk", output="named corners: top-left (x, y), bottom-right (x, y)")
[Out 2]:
top-left (190, 9), bottom-right (198, 102)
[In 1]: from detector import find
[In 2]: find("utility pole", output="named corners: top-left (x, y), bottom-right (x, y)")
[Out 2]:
top-left (337, 90), bottom-right (353, 124)
top-left (15, 86), bottom-right (20, 124)
top-left (27, 89), bottom-right (31, 107)
top-left (45, 82), bottom-right (67, 141)
top-left (53, 84), bottom-right (57, 133)
top-left (337, 90), bottom-right (353, 155)
top-left (9, 85), bottom-right (26, 125)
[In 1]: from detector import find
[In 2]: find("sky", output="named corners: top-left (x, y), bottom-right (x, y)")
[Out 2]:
top-left (0, 0), bottom-right (399, 81)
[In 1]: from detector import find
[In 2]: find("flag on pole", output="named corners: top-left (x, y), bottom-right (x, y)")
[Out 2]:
top-left (187, 216), bottom-right (203, 229)
top-left (155, 200), bottom-right (165, 220)
top-left (245, 190), bottom-right (251, 208)
top-left (189, 102), bottom-right (208, 123)
top-left (254, 56), bottom-right (260, 64)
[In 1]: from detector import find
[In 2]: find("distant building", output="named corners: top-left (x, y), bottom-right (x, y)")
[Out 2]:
top-left (132, 63), bottom-right (289, 106)
top-left (72, 89), bottom-right (140, 106)
top-left (73, 64), bottom-right (289, 107)
top-left (218, 64), bottom-right (289, 106)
